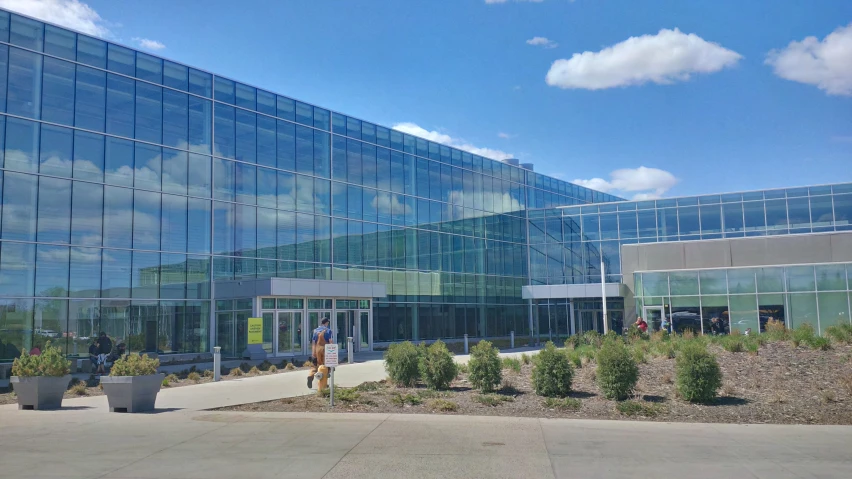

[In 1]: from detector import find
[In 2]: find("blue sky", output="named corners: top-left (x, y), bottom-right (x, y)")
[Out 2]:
top-left (4, 0), bottom-right (851, 200)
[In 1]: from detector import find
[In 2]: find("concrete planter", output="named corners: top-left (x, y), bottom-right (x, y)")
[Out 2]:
top-left (10, 375), bottom-right (72, 410)
top-left (100, 374), bottom-right (165, 413)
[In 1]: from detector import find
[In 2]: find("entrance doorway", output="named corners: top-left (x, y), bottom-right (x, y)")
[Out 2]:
top-left (644, 306), bottom-right (665, 333)
top-left (275, 311), bottom-right (304, 355)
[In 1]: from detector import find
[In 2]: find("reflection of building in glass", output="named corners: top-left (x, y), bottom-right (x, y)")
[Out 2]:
top-left (0, 9), bottom-right (850, 363)
top-left (525, 186), bottom-right (852, 339)
top-left (0, 8), bottom-right (619, 362)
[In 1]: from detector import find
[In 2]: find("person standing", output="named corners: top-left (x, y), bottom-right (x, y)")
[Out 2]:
top-left (97, 332), bottom-right (112, 375)
top-left (635, 317), bottom-right (648, 333)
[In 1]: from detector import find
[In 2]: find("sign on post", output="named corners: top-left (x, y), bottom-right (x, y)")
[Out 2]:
top-left (324, 343), bottom-right (339, 367)
top-left (247, 317), bottom-right (263, 345)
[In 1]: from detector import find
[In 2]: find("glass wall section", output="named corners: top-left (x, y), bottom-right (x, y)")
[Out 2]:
top-left (533, 184), bottom-right (852, 286)
top-left (634, 263), bottom-right (851, 337)
top-left (0, 9), bottom-right (628, 360)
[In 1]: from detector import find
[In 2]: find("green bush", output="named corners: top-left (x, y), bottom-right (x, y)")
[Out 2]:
top-left (806, 336), bottom-right (831, 351)
top-left (11, 341), bottom-right (70, 377)
top-left (791, 323), bottom-right (816, 347)
top-left (565, 334), bottom-right (582, 349)
top-left (603, 330), bottom-right (622, 343)
top-left (721, 336), bottom-right (745, 353)
top-left (675, 342), bottom-right (722, 403)
top-left (544, 397), bottom-right (581, 410)
top-left (520, 353), bottom-right (532, 365)
top-left (566, 350), bottom-right (582, 369)
top-left (501, 357), bottom-right (521, 373)
top-left (824, 324), bottom-right (852, 344)
top-left (616, 400), bottom-right (663, 417)
top-left (390, 392), bottom-right (422, 406)
top-left (474, 394), bottom-right (513, 406)
top-left (419, 341), bottom-right (458, 390)
top-left (427, 398), bottom-right (458, 412)
top-left (335, 388), bottom-right (361, 403)
top-left (626, 324), bottom-right (649, 343)
top-left (582, 330), bottom-right (602, 348)
top-left (468, 340), bottom-right (502, 393)
top-left (596, 339), bottom-right (639, 401)
top-left (110, 354), bottom-right (159, 376)
top-left (187, 371), bottom-right (201, 382)
top-left (763, 318), bottom-right (789, 341)
top-left (384, 341), bottom-right (421, 387)
top-left (531, 342), bottom-right (574, 398)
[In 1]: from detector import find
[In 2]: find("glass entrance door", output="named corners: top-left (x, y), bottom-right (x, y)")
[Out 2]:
top-left (644, 307), bottom-right (665, 332)
top-left (274, 311), bottom-right (305, 356)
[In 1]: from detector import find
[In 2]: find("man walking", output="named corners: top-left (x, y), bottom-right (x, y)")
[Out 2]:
top-left (307, 318), bottom-right (333, 389)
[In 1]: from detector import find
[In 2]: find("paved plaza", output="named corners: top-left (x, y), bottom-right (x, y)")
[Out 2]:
top-left (2, 354), bottom-right (851, 478)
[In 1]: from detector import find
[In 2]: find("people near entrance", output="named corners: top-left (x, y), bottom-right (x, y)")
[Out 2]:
top-left (89, 339), bottom-right (100, 372)
top-left (96, 332), bottom-right (112, 374)
top-left (710, 317), bottom-right (728, 335)
top-left (660, 316), bottom-right (671, 333)
top-left (635, 317), bottom-right (648, 333)
top-left (744, 328), bottom-right (752, 336)
top-left (307, 318), bottom-right (333, 389)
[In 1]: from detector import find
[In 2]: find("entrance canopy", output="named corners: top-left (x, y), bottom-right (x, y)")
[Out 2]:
top-left (522, 283), bottom-right (628, 300)
top-left (214, 278), bottom-right (387, 300)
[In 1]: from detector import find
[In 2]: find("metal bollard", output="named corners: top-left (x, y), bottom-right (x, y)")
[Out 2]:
top-left (510, 331), bottom-right (515, 349)
top-left (347, 337), bottom-right (354, 364)
top-left (213, 346), bottom-right (221, 382)
top-left (464, 334), bottom-right (469, 354)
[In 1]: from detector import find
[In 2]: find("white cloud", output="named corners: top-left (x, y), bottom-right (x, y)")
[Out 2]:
top-left (573, 166), bottom-right (678, 200)
top-left (392, 122), bottom-right (514, 161)
top-left (765, 23), bottom-right (852, 96)
top-left (133, 37), bottom-right (166, 51)
top-left (526, 36), bottom-right (558, 49)
top-left (0, 0), bottom-right (111, 37)
top-left (545, 28), bottom-right (742, 90)
top-left (513, 85), bottom-right (522, 91)
top-left (831, 135), bottom-right (852, 143)
top-left (497, 132), bottom-right (515, 139)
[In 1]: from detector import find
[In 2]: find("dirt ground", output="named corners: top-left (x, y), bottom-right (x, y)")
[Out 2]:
top-left (219, 342), bottom-right (852, 425)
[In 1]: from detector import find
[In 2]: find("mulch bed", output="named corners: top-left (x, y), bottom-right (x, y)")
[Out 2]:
top-left (218, 342), bottom-right (852, 425)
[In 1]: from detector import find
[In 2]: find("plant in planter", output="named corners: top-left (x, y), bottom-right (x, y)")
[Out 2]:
top-left (10, 341), bottom-right (71, 410)
top-left (100, 354), bottom-right (164, 413)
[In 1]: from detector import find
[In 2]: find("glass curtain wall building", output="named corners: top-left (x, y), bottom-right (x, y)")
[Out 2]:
top-left (526, 184), bottom-right (852, 339)
top-left (0, 9), bottom-right (619, 362)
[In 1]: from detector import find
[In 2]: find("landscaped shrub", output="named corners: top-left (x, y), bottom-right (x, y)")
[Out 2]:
top-left (825, 324), bottom-right (852, 344)
top-left (791, 323), bottom-right (816, 347)
top-left (763, 318), bottom-right (787, 337)
top-left (596, 339), bottom-right (639, 401)
top-left (11, 341), bottom-right (70, 377)
top-left (268, 365), bottom-right (278, 373)
top-left (248, 366), bottom-right (261, 375)
top-left (501, 357), bottom-right (521, 373)
top-left (203, 369), bottom-right (214, 378)
top-left (675, 342), bottom-right (722, 403)
top-left (474, 394), bottom-right (513, 406)
top-left (531, 342), bottom-right (573, 398)
top-left (427, 398), bottom-right (458, 412)
top-left (603, 330), bottom-right (622, 343)
top-left (565, 334), bottom-right (582, 349)
top-left (187, 371), bottom-right (201, 382)
top-left (626, 324), bottom-right (648, 343)
top-left (259, 360), bottom-right (273, 371)
top-left (110, 354), bottom-right (159, 376)
top-left (229, 367), bottom-right (243, 377)
top-left (468, 340), bottom-right (502, 393)
top-left (70, 381), bottom-right (88, 396)
top-left (806, 336), bottom-right (831, 351)
top-left (419, 340), bottom-right (458, 390)
top-left (284, 363), bottom-right (296, 371)
top-left (335, 388), bottom-right (361, 403)
top-left (544, 397), bottom-right (581, 410)
top-left (520, 353), bottom-right (532, 365)
top-left (582, 330), bottom-right (602, 348)
top-left (721, 336), bottom-right (745, 353)
top-left (384, 341), bottom-right (421, 387)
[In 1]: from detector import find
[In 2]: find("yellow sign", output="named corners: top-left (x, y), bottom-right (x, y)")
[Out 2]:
top-left (247, 317), bottom-right (263, 345)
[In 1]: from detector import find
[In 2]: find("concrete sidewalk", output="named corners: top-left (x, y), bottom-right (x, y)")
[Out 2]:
top-left (1, 408), bottom-right (849, 479)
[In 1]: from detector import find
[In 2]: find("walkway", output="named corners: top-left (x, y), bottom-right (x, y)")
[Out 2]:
top-left (1, 409), bottom-right (850, 478)
top-left (0, 348), bottom-right (539, 412)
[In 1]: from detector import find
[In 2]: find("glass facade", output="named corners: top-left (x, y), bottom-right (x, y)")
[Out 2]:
top-left (529, 184), bottom-right (852, 286)
top-left (634, 264), bottom-right (852, 335)
top-left (0, 10), bottom-right (620, 361)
